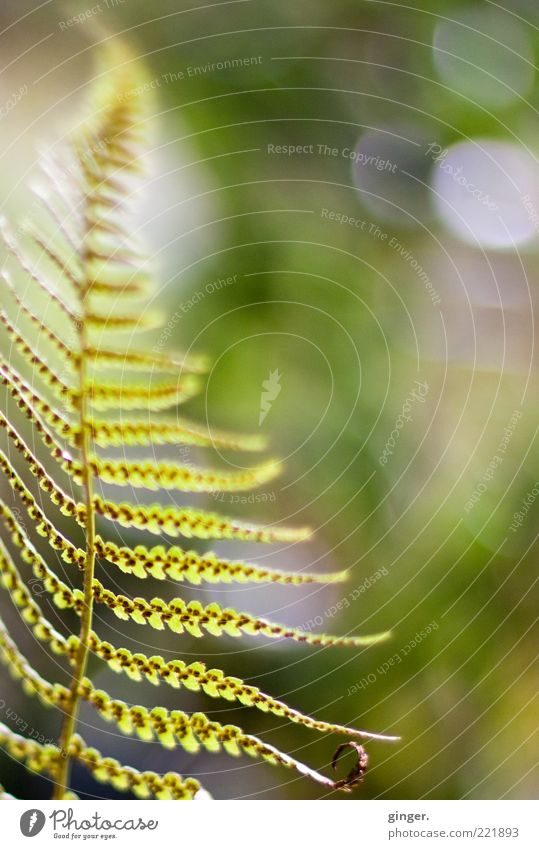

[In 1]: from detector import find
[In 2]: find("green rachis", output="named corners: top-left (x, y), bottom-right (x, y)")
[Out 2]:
top-left (0, 57), bottom-right (397, 801)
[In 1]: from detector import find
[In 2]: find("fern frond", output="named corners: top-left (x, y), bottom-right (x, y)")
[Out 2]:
top-left (91, 586), bottom-right (389, 646)
top-left (0, 222), bottom-right (81, 324)
top-left (0, 536), bottom-right (75, 655)
top-left (0, 535), bottom-right (391, 744)
top-left (2, 271), bottom-right (77, 364)
top-left (31, 183), bottom-right (80, 254)
top-left (0, 492), bottom-right (84, 571)
top-left (0, 494), bottom-right (340, 595)
top-left (86, 275), bottom-right (150, 298)
top-left (0, 784), bottom-right (16, 800)
top-left (0, 523), bottom-right (82, 614)
top-left (0, 360), bottom-right (77, 443)
top-left (82, 205), bottom-right (140, 242)
top-left (84, 237), bottom-right (146, 269)
top-left (87, 416), bottom-right (266, 451)
top-left (0, 504), bottom-right (384, 647)
top-left (83, 199), bottom-right (136, 237)
top-left (0, 406), bottom-right (282, 520)
top-left (0, 722), bottom-right (59, 776)
top-left (10, 387), bottom-right (281, 548)
top-left (78, 374), bottom-right (200, 411)
top-left (85, 309), bottom-right (164, 334)
top-left (0, 485), bottom-right (340, 589)
top-left (0, 444), bottom-right (309, 538)
top-left (88, 455), bottom-right (281, 491)
top-left (67, 735), bottom-right (203, 799)
top-left (0, 311), bottom-right (72, 401)
top-left (92, 493), bottom-right (311, 542)
top-left (4, 360), bottom-right (224, 455)
top-left (24, 221), bottom-right (82, 292)
top-left (0, 617), bottom-right (64, 707)
top-left (37, 152), bottom-right (82, 226)
top-left (86, 346), bottom-right (208, 374)
top-left (86, 641), bottom-right (395, 742)
top-left (0, 396), bottom-right (276, 493)
top-left (0, 417), bottom-right (81, 515)
top-left (95, 536), bottom-right (346, 585)
top-left (93, 584), bottom-right (388, 647)
top-left (0, 628), bottom-right (375, 792)
top-left (0, 56), bottom-right (396, 800)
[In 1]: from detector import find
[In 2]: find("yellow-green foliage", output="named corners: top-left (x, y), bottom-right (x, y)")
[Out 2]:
top-left (0, 56), bottom-right (397, 800)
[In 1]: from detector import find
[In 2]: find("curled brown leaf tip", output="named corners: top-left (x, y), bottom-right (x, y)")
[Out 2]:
top-left (331, 742), bottom-right (369, 791)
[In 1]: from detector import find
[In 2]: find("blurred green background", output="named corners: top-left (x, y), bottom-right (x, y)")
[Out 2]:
top-left (0, 0), bottom-right (537, 800)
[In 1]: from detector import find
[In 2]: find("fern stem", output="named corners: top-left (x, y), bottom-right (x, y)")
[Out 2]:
top-left (51, 275), bottom-right (96, 799)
